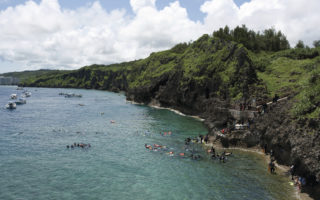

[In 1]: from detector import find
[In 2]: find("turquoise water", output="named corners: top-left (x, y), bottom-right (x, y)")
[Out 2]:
top-left (0, 86), bottom-right (295, 200)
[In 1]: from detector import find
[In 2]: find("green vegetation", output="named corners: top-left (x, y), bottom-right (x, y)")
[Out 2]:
top-left (14, 27), bottom-right (320, 119)
top-left (213, 25), bottom-right (290, 52)
top-left (0, 69), bottom-right (64, 81)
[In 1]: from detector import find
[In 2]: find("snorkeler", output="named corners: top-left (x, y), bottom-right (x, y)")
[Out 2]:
top-left (185, 137), bottom-right (191, 145)
top-left (154, 144), bottom-right (162, 148)
top-left (219, 155), bottom-right (226, 163)
top-left (211, 147), bottom-right (215, 156)
top-left (145, 144), bottom-right (153, 150)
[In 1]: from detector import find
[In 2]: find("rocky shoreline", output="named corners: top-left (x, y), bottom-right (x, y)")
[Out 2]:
top-left (125, 89), bottom-right (320, 200)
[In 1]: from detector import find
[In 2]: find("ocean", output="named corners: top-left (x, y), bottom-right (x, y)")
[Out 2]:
top-left (0, 86), bottom-right (296, 200)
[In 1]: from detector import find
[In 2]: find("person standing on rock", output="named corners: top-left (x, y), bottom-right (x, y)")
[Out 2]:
top-left (290, 165), bottom-right (295, 180)
top-left (204, 134), bottom-right (209, 144)
top-left (263, 144), bottom-right (268, 155)
top-left (269, 161), bottom-right (275, 174)
top-left (270, 149), bottom-right (274, 158)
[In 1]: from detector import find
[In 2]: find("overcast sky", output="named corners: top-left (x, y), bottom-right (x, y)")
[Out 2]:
top-left (0, 0), bottom-right (319, 73)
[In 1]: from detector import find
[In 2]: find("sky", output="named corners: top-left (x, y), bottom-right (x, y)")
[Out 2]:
top-left (0, 0), bottom-right (319, 73)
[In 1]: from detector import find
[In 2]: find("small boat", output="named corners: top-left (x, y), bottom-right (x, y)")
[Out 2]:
top-left (15, 98), bottom-right (26, 105)
top-left (10, 94), bottom-right (18, 99)
top-left (5, 102), bottom-right (16, 109)
top-left (16, 87), bottom-right (24, 90)
top-left (23, 91), bottom-right (32, 97)
top-left (64, 93), bottom-right (82, 98)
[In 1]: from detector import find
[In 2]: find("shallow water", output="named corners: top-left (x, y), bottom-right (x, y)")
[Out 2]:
top-left (0, 86), bottom-right (296, 200)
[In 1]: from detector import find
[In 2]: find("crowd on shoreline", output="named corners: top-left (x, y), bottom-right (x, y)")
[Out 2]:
top-left (144, 131), bottom-right (315, 197)
top-left (144, 132), bottom-right (232, 162)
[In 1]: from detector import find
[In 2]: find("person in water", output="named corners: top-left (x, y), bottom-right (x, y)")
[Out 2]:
top-left (204, 134), bottom-right (209, 144)
top-left (185, 137), bottom-right (191, 145)
top-left (199, 134), bottom-right (203, 144)
top-left (154, 144), bottom-right (162, 148)
top-left (145, 144), bottom-right (153, 150)
top-left (219, 155), bottom-right (226, 163)
top-left (191, 154), bottom-right (201, 160)
top-left (211, 147), bottom-right (215, 156)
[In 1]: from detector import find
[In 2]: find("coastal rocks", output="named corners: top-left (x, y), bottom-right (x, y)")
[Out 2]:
top-left (241, 100), bottom-right (320, 186)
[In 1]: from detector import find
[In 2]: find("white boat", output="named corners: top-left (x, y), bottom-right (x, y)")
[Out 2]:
top-left (23, 91), bottom-right (32, 97)
top-left (15, 98), bottom-right (26, 105)
top-left (5, 102), bottom-right (16, 109)
top-left (10, 94), bottom-right (18, 99)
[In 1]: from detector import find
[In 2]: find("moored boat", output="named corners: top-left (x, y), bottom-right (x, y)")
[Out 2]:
top-left (64, 93), bottom-right (82, 98)
top-left (10, 94), bottom-right (18, 99)
top-left (5, 101), bottom-right (16, 109)
top-left (15, 98), bottom-right (26, 105)
top-left (23, 91), bottom-right (32, 97)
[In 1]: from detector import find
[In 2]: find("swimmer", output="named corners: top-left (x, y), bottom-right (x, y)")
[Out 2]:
top-left (154, 144), bottom-right (162, 148)
top-left (211, 147), bottom-right (215, 155)
top-left (219, 155), bottom-right (226, 163)
top-left (192, 154), bottom-right (201, 160)
top-left (145, 144), bottom-right (153, 150)
top-left (66, 145), bottom-right (69, 148)
top-left (71, 145), bottom-right (74, 148)
top-left (110, 120), bottom-right (115, 123)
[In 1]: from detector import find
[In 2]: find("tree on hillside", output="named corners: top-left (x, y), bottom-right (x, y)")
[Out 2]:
top-left (313, 40), bottom-right (320, 48)
top-left (295, 40), bottom-right (305, 48)
top-left (213, 25), bottom-right (290, 52)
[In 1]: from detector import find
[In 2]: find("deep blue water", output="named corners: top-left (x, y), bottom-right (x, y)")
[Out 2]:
top-left (0, 86), bottom-right (295, 200)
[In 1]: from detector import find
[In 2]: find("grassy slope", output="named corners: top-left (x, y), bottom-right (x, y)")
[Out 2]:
top-left (0, 69), bottom-right (65, 81)
top-left (252, 48), bottom-right (320, 118)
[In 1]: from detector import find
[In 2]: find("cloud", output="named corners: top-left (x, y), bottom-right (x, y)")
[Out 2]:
top-left (130, 0), bottom-right (156, 13)
top-left (201, 0), bottom-right (320, 46)
top-left (0, 0), bottom-right (319, 72)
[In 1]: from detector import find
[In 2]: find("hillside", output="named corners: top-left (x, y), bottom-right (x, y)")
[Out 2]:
top-left (18, 30), bottom-right (320, 198)
top-left (0, 69), bottom-right (65, 82)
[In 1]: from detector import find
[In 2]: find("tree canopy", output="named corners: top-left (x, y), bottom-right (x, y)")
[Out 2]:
top-left (213, 25), bottom-right (290, 52)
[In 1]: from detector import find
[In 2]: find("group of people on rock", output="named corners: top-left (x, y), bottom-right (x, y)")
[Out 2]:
top-left (67, 143), bottom-right (91, 149)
